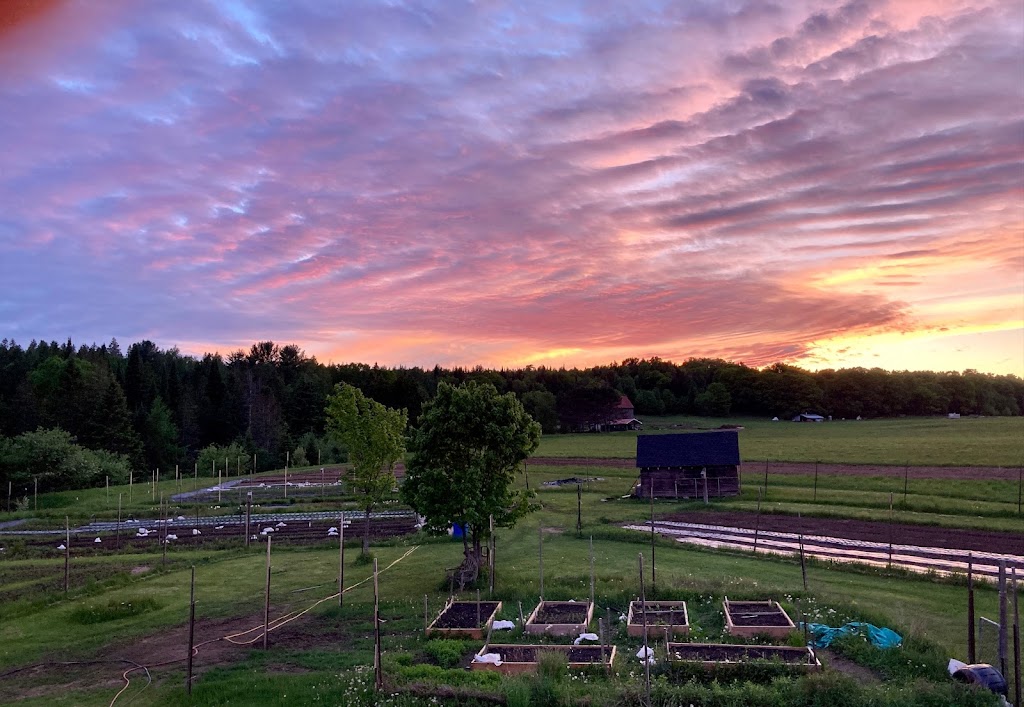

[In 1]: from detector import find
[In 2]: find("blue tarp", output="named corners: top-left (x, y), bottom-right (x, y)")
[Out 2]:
top-left (800, 621), bottom-right (902, 649)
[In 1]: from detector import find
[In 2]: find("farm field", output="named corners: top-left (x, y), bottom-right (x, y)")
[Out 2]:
top-left (1, 417), bottom-right (1021, 705)
top-left (535, 415), bottom-right (1024, 466)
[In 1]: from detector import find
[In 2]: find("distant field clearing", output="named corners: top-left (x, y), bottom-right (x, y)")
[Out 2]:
top-left (535, 415), bottom-right (1024, 466)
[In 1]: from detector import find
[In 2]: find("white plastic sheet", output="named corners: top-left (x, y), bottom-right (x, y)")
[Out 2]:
top-left (472, 653), bottom-right (503, 666)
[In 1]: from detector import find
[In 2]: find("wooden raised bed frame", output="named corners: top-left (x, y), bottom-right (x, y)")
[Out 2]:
top-left (524, 600), bottom-right (594, 637)
top-left (426, 600), bottom-right (502, 640)
top-left (723, 598), bottom-right (795, 640)
top-left (668, 642), bottom-right (820, 672)
top-left (627, 600), bottom-right (689, 638)
top-left (472, 643), bottom-right (616, 675)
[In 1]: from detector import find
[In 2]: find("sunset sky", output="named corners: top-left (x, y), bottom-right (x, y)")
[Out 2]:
top-left (0, 0), bottom-right (1021, 374)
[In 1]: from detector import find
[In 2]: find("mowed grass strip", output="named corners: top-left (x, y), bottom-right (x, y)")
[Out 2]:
top-left (524, 462), bottom-right (1024, 530)
top-left (535, 415), bottom-right (1024, 466)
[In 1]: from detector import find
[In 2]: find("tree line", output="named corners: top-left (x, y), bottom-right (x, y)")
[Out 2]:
top-left (0, 337), bottom-right (1021, 493)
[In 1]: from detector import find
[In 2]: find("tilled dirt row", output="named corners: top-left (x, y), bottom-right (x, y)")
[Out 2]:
top-left (659, 510), bottom-right (1024, 555)
top-left (2, 516), bottom-right (418, 558)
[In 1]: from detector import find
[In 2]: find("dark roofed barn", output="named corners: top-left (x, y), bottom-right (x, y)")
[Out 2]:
top-left (634, 431), bottom-right (741, 499)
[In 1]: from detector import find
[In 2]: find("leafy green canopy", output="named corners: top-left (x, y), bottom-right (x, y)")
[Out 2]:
top-left (325, 383), bottom-right (407, 514)
top-left (0, 427), bottom-right (130, 494)
top-left (402, 381), bottom-right (541, 539)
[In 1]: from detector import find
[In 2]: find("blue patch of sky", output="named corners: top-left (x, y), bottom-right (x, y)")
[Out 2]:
top-left (219, 0), bottom-right (285, 57)
top-left (52, 76), bottom-right (95, 94)
top-left (179, 25), bottom-right (260, 67)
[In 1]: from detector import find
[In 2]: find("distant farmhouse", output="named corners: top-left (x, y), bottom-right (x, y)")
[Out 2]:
top-left (602, 395), bottom-right (642, 431)
top-left (791, 413), bottom-right (825, 422)
top-left (634, 430), bottom-right (741, 499)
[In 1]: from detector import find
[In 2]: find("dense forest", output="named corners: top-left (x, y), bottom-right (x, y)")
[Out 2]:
top-left (1, 337), bottom-right (1021, 495)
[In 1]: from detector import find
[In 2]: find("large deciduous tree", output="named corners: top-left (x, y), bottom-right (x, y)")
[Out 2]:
top-left (402, 381), bottom-right (541, 587)
top-left (325, 384), bottom-right (407, 555)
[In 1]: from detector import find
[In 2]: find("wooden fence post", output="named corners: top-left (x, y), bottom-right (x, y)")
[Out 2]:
top-left (887, 493), bottom-right (894, 568)
top-left (1010, 567), bottom-right (1020, 707)
top-left (810, 461), bottom-right (817, 502)
top-left (373, 558), bottom-right (382, 691)
top-left (968, 554), bottom-right (976, 663)
top-left (753, 487), bottom-right (763, 554)
top-left (999, 560), bottom-right (1008, 680)
top-left (799, 534), bottom-right (808, 591)
top-left (64, 516), bottom-right (70, 594)
top-left (488, 515), bottom-right (495, 597)
top-left (186, 566), bottom-right (196, 695)
top-left (639, 553), bottom-right (651, 707)
top-left (263, 536), bottom-right (272, 649)
top-left (650, 485), bottom-right (656, 590)
top-left (339, 511), bottom-right (345, 607)
top-left (576, 483), bottom-right (583, 537)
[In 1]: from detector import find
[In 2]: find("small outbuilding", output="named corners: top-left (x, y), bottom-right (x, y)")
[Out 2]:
top-left (634, 431), bottom-right (741, 499)
top-left (791, 413), bottom-right (825, 422)
top-left (599, 396), bottom-right (642, 431)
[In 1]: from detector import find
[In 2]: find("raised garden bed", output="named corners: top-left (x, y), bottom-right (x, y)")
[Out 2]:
top-left (472, 643), bottom-right (615, 675)
top-left (723, 598), bottom-right (795, 640)
top-left (426, 600), bottom-right (502, 639)
top-left (626, 600), bottom-right (689, 638)
top-left (524, 600), bottom-right (593, 636)
top-left (668, 642), bottom-right (820, 672)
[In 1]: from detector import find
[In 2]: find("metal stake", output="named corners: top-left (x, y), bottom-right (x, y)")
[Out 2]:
top-left (338, 511), bottom-right (345, 607)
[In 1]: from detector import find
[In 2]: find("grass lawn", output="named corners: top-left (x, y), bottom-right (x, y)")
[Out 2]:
top-left (535, 415), bottom-right (1024, 466)
top-left (2, 417), bottom-right (1021, 706)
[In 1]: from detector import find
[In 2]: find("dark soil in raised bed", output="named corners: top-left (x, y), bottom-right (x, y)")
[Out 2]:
top-left (630, 601), bottom-right (687, 626)
top-left (434, 602), bottom-right (500, 629)
top-left (494, 645), bottom-right (605, 663)
top-left (532, 602), bottom-right (589, 624)
top-left (671, 644), bottom-right (809, 663)
top-left (727, 604), bottom-right (791, 627)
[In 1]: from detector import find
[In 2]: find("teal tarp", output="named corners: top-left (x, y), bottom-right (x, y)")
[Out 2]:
top-left (800, 621), bottom-right (902, 649)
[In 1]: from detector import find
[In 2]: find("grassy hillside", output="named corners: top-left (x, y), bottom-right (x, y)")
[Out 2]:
top-left (535, 415), bottom-right (1024, 466)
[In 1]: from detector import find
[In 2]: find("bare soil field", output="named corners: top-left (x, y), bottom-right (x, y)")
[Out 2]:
top-left (660, 510), bottom-right (1024, 555)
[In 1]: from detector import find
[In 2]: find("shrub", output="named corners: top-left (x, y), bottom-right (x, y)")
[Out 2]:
top-left (423, 639), bottom-right (468, 668)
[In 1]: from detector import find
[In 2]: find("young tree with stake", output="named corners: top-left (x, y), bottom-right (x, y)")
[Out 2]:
top-left (402, 381), bottom-right (541, 587)
top-left (325, 384), bottom-right (407, 557)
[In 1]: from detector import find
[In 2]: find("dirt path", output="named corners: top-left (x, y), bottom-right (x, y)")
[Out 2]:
top-left (530, 457), bottom-right (1019, 481)
top-left (659, 510), bottom-right (1024, 555)
top-left (820, 649), bottom-right (882, 684)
